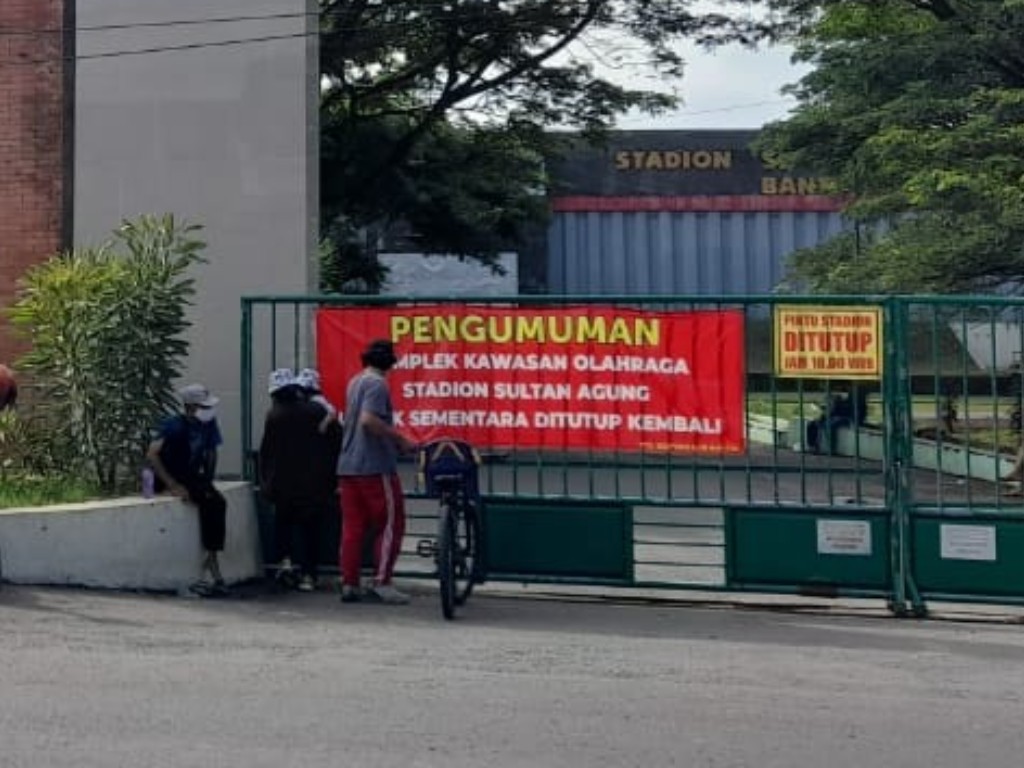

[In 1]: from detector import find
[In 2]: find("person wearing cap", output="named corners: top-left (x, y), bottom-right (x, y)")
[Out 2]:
top-left (259, 368), bottom-right (332, 592)
top-left (146, 383), bottom-right (228, 597)
top-left (336, 339), bottom-right (416, 604)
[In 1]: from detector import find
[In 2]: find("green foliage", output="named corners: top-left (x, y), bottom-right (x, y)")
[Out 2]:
top-left (0, 402), bottom-right (94, 509)
top-left (318, 229), bottom-right (386, 294)
top-left (320, 115), bottom-right (549, 291)
top-left (0, 474), bottom-right (102, 510)
top-left (9, 215), bottom-right (205, 493)
top-left (318, 0), bottom-right (769, 287)
top-left (753, 0), bottom-right (1024, 293)
top-left (320, 0), bottom-right (703, 135)
top-left (0, 407), bottom-right (78, 481)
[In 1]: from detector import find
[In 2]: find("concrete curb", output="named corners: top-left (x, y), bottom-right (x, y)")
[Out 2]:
top-left (0, 482), bottom-right (262, 591)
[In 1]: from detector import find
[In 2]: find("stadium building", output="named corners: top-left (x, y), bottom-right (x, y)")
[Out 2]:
top-left (531, 130), bottom-right (846, 296)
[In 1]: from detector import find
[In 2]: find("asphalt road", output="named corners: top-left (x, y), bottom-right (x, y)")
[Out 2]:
top-left (2, 585), bottom-right (1024, 768)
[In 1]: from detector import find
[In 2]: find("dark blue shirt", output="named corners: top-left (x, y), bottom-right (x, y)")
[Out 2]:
top-left (156, 414), bottom-right (222, 486)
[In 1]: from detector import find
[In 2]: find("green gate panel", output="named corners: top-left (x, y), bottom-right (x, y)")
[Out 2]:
top-left (913, 517), bottom-right (1024, 597)
top-left (483, 499), bottom-right (632, 582)
top-left (728, 509), bottom-right (891, 590)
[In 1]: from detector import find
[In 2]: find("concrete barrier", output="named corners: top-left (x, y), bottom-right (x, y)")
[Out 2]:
top-left (747, 413), bottom-right (790, 447)
top-left (0, 482), bottom-right (262, 591)
top-left (833, 427), bottom-right (1017, 483)
top-left (747, 414), bottom-right (1017, 483)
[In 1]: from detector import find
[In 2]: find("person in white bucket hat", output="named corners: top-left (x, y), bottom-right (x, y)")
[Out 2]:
top-left (296, 367), bottom-right (339, 433)
top-left (259, 368), bottom-right (332, 592)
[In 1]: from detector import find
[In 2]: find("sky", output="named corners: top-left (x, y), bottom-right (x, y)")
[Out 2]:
top-left (610, 42), bottom-right (809, 130)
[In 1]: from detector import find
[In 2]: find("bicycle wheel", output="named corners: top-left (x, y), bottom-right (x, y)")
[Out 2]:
top-left (453, 505), bottom-right (481, 606)
top-left (438, 503), bottom-right (457, 620)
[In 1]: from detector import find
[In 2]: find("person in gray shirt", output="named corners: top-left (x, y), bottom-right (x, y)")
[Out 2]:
top-left (337, 339), bottom-right (416, 604)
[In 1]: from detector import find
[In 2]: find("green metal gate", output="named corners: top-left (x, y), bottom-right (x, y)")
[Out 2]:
top-left (889, 297), bottom-right (1024, 614)
top-left (240, 294), bottom-right (1024, 614)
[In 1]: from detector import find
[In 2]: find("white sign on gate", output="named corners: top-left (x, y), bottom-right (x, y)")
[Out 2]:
top-left (816, 520), bottom-right (872, 556)
top-left (940, 524), bottom-right (997, 562)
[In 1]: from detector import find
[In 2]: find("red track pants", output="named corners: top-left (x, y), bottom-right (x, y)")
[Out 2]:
top-left (338, 474), bottom-right (406, 587)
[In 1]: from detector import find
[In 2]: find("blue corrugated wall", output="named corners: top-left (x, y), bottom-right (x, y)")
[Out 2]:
top-left (547, 210), bottom-right (846, 296)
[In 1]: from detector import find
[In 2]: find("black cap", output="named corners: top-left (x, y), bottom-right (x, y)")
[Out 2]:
top-left (362, 339), bottom-right (398, 370)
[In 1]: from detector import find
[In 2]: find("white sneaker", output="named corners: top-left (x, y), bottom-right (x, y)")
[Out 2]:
top-left (298, 575), bottom-right (315, 592)
top-left (367, 584), bottom-right (410, 605)
top-left (275, 558), bottom-right (298, 585)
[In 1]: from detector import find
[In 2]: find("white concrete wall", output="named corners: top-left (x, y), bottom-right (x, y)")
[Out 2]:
top-left (0, 483), bottom-right (262, 591)
top-left (74, 0), bottom-right (319, 474)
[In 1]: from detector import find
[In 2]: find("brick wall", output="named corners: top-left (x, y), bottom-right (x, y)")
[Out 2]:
top-left (0, 0), bottom-right (68, 367)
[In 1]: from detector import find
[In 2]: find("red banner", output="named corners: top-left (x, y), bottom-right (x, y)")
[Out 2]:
top-left (316, 305), bottom-right (745, 454)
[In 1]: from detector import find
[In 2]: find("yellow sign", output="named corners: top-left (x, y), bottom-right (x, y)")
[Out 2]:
top-left (774, 306), bottom-right (883, 380)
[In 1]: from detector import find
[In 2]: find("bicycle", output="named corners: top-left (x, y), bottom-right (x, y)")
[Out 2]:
top-left (416, 439), bottom-right (485, 620)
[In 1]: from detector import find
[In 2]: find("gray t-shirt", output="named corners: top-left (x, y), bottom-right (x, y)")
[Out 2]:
top-left (336, 370), bottom-right (398, 476)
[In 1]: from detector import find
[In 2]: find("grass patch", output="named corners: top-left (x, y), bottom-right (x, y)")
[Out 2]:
top-left (747, 398), bottom-right (814, 420)
top-left (0, 475), bottom-right (104, 509)
top-left (920, 428), bottom-right (1019, 455)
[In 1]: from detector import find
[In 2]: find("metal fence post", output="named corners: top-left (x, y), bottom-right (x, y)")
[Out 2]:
top-left (884, 298), bottom-right (909, 615)
top-left (885, 297), bottom-right (927, 616)
top-left (240, 298), bottom-right (253, 482)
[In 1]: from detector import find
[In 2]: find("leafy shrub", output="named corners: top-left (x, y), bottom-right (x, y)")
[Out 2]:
top-left (9, 215), bottom-right (205, 493)
top-left (0, 406), bottom-right (78, 480)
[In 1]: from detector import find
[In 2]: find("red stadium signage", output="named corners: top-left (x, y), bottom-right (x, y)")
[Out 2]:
top-left (316, 305), bottom-right (745, 454)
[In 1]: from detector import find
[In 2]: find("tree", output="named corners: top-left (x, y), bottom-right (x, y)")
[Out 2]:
top-left (319, 0), bottom-right (775, 289)
top-left (320, 113), bottom-right (548, 292)
top-left (752, 0), bottom-right (1024, 294)
top-left (9, 216), bottom-right (204, 492)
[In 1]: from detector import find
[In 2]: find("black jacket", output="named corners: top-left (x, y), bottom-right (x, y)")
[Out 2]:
top-left (259, 399), bottom-right (337, 510)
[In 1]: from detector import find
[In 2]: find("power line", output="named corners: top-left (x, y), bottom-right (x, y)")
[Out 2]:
top-left (0, 0), bottom-right (495, 34)
top-left (1, 30), bottom-right (321, 68)
top-left (615, 98), bottom-right (795, 126)
top-left (678, 99), bottom-right (795, 116)
top-left (0, 1), bottom-right (557, 37)
top-left (2, 22), bottom-right (796, 124)
top-left (0, 10), bottom-right (318, 36)
top-left (0, 6), bottom-right (777, 94)
top-left (0, 11), bottom-right (626, 68)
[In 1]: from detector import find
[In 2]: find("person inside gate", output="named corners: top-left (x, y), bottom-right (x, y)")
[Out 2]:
top-left (806, 389), bottom-right (850, 454)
